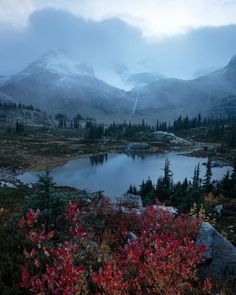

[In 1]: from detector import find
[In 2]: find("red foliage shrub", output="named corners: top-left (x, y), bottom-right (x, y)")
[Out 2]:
top-left (18, 201), bottom-right (212, 294)
top-left (93, 197), bottom-right (142, 251)
top-left (93, 206), bottom-right (206, 295)
top-left (18, 203), bottom-right (88, 294)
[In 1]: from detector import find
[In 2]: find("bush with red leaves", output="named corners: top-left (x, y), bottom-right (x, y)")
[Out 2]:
top-left (18, 201), bottom-right (213, 295)
top-left (93, 206), bottom-right (208, 295)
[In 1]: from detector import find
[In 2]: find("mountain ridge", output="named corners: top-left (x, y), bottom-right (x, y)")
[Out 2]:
top-left (0, 51), bottom-right (236, 123)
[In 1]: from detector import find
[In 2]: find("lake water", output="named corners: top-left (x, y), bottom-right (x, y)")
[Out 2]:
top-left (18, 152), bottom-right (231, 197)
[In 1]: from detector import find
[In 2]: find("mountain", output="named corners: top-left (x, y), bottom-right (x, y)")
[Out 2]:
top-left (210, 95), bottom-right (236, 117)
top-left (129, 55), bottom-right (236, 121)
top-left (0, 103), bottom-right (56, 127)
top-left (113, 64), bottom-right (164, 88)
top-left (127, 72), bottom-right (164, 87)
top-left (0, 50), bottom-right (133, 122)
top-left (0, 75), bottom-right (9, 87)
top-left (1, 51), bottom-right (236, 124)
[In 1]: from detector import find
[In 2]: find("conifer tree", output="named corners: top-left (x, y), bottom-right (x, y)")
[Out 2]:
top-left (192, 163), bottom-right (200, 190)
top-left (203, 157), bottom-right (212, 193)
top-left (156, 160), bottom-right (173, 200)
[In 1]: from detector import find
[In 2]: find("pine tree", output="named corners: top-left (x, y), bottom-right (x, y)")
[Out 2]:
top-left (230, 157), bottom-right (236, 196)
top-left (192, 163), bottom-right (200, 190)
top-left (222, 170), bottom-right (231, 192)
top-left (203, 157), bottom-right (212, 193)
top-left (229, 126), bottom-right (236, 147)
top-left (163, 160), bottom-right (173, 192)
top-left (38, 169), bottom-right (55, 232)
top-left (156, 160), bottom-right (173, 200)
top-left (127, 185), bottom-right (134, 194)
top-left (197, 113), bottom-right (202, 127)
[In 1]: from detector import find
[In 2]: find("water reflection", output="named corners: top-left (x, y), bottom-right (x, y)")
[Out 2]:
top-left (89, 153), bottom-right (108, 166)
top-left (126, 153), bottom-right (146, 160)
top-left (18, 153), bottom-right (231, 197)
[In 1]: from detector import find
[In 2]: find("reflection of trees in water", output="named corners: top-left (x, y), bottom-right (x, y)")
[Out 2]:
top-left (89, 153), bottom-right (108, 166)
top-left (126, 153), bottom-right (145, 160)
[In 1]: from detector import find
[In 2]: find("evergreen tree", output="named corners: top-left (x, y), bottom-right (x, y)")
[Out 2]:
top-left (197, 113), bottom-right (202, 127)
top-left (203, 157), bottom-right (212, 193)
top-left (192, 163), bottom-right (200, 190)
top-left (127, 185), bottom-right (134, 194)
top-left (163, 160), bottom-right (173, 193)
top-left (230, 129), bottom-right (236, 147)
top-left (156, 160), bottom-right (173, 200)
top-left (221, 171), bottom-right (231, 192)
top-left (229, 158), bottom-right (236, 197)
top-left (15, 120), bottom-right (25, 133)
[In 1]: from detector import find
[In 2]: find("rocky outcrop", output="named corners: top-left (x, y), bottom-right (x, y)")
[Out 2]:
top-left (212, 205), bottom-right (223, 217)
top-left (0, 169), bottom-right (21, 187)
top-left (152, 205), bottom-right (178, 216)
top-left (126, 142), bottom-right (150, 152)
top-left (116, 193), bottom-right (143, 210)
top-left (151, 131), bottom-right (190, 145)
top-left (0, 107), bottom-right (56, 127)
top-left (197, 222), bottom-right (236, 290)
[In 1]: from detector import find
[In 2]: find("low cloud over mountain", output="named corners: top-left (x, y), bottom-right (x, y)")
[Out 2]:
top-left (1, 51), bottom-right (236, 123)
top-left (1, 8), bottom-right (236, 87)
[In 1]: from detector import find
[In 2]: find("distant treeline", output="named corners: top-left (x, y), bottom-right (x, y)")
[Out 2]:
top-left (55, 113), bottom-right (95, 129)
top-left (156, 114), bottom-right (236, 133)
top-left (154, 114), bottom-right (236, 146)
top-left (105, 119), bottom-right (154, 137)
top-left (53, 110), bottom-right (236, 145)
top-left (84, 115), bottom-right (236, 145)
top-left (0, 101), bottom-right (41, 112)
top-left (85, 120), bottom-right (154, 140)
top-left (128, 157), bottom-right (236, 211)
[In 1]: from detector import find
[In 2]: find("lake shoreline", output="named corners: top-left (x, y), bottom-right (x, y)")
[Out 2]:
top-left (17, 151), bottom-right (232, 197)
top-left (0, 136), bottom-right (233, 189)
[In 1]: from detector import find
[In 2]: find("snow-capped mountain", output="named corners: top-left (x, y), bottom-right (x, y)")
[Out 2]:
top-left (128, 54), bottom-right (236, 121)
top-left (0, 51), bottom-right (133, 122)
top-left (1, 51), bottom-right (236, 123)
top-left (21, 50), bottom-right (95, 77)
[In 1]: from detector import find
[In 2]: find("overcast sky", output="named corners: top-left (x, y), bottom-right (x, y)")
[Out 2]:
top-left (0, 0), bottom-right (236, 85)
top-left (1, 0), bottom-right (236, 37)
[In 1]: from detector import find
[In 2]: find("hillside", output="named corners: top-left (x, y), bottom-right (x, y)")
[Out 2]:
top-left (130, 55), bottom-right (236, 121)
top-left (0, 52), bottom-right (236, 123)
top-left (0, 103), bottom-right (56, 127)
top-left (0, 51), bottom-right (133, 122)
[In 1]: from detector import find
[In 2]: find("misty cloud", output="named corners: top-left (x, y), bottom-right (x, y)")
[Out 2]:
top-left (2, 0), bottom-right (236, 37)
top-left (0, 9), bottom-right (146, 76)
top-left (0, 8), bottom-right (236, 86)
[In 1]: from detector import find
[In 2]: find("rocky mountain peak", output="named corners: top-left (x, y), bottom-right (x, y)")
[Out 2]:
top-left (21, 50), bottom-right (95, 77)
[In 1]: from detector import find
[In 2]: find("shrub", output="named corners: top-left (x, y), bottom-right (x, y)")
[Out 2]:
top-left (17, 201), bottom-right (212, 294)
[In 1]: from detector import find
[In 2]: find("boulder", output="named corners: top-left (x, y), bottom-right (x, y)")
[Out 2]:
top-left (128, 231), bottom-right (138, 242)
top-left (153, 205), bottom-right (178, 216)
top-left (196, 222), bottom-right (214, 261)
top-left (116, 193), bottom-right (143, 211)
top-left (126, 142), bottom-right (150, 152)
top-left (0, 181), bottom-right (16, 188)
top-left (212, 204), bottom-right (223, 217)
top-left (151, 131), bottom-right (189, 145)
top-left (197, 222), bottom-right (236, 289)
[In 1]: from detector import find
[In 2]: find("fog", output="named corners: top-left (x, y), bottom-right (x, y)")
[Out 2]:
top-left (1, 8), bottom-right (236, 87)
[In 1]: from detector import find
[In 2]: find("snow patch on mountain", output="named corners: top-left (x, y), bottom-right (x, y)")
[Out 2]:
top-left (22, 50), bottom-right (95, 78)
